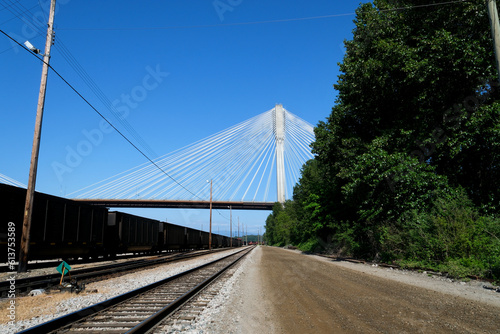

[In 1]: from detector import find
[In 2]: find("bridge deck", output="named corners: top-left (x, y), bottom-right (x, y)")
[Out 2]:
top-left (73, 199), bottom-right (275, 210)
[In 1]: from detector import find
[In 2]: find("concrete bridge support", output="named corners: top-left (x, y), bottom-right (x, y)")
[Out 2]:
top-left (273, 104), bottom-right (286, 204)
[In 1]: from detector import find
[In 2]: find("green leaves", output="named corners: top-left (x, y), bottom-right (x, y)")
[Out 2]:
top-left (265, 0), bottom-right (500, 280)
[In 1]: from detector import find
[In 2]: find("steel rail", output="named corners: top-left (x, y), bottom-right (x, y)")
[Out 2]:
top-left (18, 246), bottom-right (253, 334)
top-left (127, 247), bottom-right (251, 333)
top-left (0, 248), bottom-right (233, 296)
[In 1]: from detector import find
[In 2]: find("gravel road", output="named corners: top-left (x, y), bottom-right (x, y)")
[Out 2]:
top-left (3, 246), bottom-right (499, 333)
top-left (207, 246), bottom-right (500, 334)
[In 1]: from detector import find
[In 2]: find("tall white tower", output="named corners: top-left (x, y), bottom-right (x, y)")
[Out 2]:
top-left (273, 104), bottom-right (286, 204)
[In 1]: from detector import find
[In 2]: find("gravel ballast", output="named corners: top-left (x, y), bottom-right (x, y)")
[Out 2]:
top-left (0, 248), bottom-right (243, 333)
top-left (2, 246), bottom-right (499, 333)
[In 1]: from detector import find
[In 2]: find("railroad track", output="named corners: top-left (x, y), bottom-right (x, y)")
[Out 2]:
top-left (0, 251), bottom-right (188, 273)
top-left (0, 248), bottom-right (234, 297)
top-left (19, 246), bottom-right (253, 334)
top-left (156, 257), bottom-right (242, 332)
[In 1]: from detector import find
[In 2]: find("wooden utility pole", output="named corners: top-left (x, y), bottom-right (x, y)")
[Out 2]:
top-left (18, 0), bottom-right (56, 273)
top-left (209, 179), bottom-right (212, 251)
top-left (487, 0), bottom-right (500, 82)
top-left (229, 205), bottom-right (232, 247)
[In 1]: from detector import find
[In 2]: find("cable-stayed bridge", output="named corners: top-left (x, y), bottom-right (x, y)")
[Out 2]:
top-left (70, 105), bottom-right (315, 210)
top-left (0, 173), bottom-right (26, 188)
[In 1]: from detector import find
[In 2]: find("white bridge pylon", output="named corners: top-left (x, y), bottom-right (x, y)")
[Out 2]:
top-left (71, 105), bottom-right (315, 203)
top-left (273, 104), bottom-right (286, 203)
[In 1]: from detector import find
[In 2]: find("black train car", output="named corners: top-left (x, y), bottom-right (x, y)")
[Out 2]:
top-left (234, 238), bottom-right (242, 247)
top-left (217, 234), bottom-right (227, 248)
top-left (186, 227), bottom-right (201, 249)
top-left (200, 231), bottom-right (210, 248)
top-left (163, 222), bottom-right (187, 250)
top-left (222, 236), bottom-right (229, 247)
top-left (0, 183), bottom-right (108, 261)
top-left (212, 233), bottom-right (222, 248)
top-left (157, 222), bottom-right (166, 251)
top-left (107, 211), bottom-right (159, 254)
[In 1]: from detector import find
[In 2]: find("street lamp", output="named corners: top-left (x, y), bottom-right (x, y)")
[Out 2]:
top-left (24, 41), bottom-right (41, 55)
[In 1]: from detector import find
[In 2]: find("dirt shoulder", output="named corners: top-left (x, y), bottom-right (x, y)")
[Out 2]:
top-left (205, 245), bottom-right (279, 333)
top-left (216, 246), bottom-right (500, 334)
top-left (307, 250), bottom-right (500, 309)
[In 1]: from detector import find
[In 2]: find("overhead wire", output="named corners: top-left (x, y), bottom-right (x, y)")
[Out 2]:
top-left (55, 0), bottom-right (470, 31)
top-left (36, 0), bottom-right (47, 22)
top-left (1, 2), bottom-right (317, 210)
top-left (0, 2), bottom-right (41, 54)
top-left (1, 0), bottom-right (157, 158)
top-left (0, 28), bottom-right (202, 202)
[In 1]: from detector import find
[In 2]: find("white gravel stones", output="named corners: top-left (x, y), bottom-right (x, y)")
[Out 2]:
top-left (0, 248), bottom-right (243, 334)
top-left (157, 247), bottom-right (257, 334)
top-left (27, 289), bottom-right (44, 297)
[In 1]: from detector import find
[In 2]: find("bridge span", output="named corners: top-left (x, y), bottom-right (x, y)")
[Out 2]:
top-left (74, 199), bottom-right (275, 211)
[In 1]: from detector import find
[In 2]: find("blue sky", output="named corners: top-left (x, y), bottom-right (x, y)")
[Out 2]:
top-left (0, 0), bottom-right (364, 236)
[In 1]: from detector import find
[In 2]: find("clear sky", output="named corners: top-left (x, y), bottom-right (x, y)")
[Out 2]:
top-left (0, 0), bottom-right (364, 236)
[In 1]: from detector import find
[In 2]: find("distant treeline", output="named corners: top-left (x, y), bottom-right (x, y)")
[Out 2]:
top-left (265, 0), bottom-right (500, 281)
top-left (241, 235), bottom-right (261, 243)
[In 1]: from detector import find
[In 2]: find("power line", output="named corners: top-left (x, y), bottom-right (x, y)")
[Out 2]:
top-left (0, 28), bottom-right (201, 201)
top-left (0, 0), bottom-right (24, 14)
top-left (37, 0), bottom-right (48, 22)
top-left (1, 0), bottom-right (158, 158)
top-left (0, 21), bottom-right (232, 219)
top-left (54, 0), bottom-right (470, 31)
top-left (0, 2), bottom-right (42, 54)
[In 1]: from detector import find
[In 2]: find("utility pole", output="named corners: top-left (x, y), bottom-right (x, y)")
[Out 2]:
top-left (487, 0), bottom-right (500, 82)
top-left (18, 0), bottom-right (56, 273)
top-left (237, 217), bottom-right (239, 240)
top-left (209, 179), bottom-right (212, 251)
top-left (230, 205), bottom-right (232, 247)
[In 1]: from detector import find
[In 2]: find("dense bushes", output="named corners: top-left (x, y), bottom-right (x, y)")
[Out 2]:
top-left (265, 0), bottom-right (500, 281)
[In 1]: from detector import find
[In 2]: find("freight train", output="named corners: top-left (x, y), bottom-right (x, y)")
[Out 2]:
top-left (0, 183), bottom-right (240, 262)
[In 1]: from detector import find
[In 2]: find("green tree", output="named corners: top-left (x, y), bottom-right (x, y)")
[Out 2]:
top-left (304, 0), bottom-right (499, 264)
top-left (265, 201), bottom-right (296, 246)
top-left (292, 159), bottom-right (327, 243)
top-left (265, 0), bottom-right (500, 279)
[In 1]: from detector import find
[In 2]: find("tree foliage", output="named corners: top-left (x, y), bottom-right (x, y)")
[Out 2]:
top-left (265, 0), bottom-right (500, 280)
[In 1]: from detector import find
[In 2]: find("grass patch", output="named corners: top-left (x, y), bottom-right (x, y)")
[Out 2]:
top-left (397, 257), bottom-right (496, 281)
top-left (297, 238), bottom-right (324, 253)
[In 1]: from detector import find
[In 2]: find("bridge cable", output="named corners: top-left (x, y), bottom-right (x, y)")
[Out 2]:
top-left (0, 28), bottom-right (202, 201)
